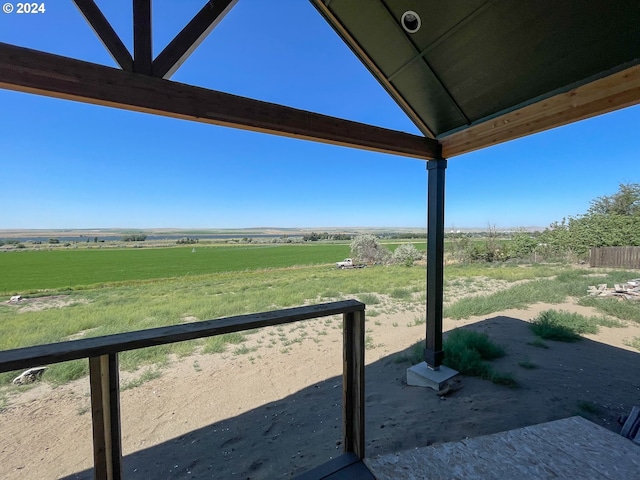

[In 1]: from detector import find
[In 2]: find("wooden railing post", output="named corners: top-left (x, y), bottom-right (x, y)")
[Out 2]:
top-left (342, 308), bottom-right (365, 459)
top-left (89, 354), bottom-right (123, 480)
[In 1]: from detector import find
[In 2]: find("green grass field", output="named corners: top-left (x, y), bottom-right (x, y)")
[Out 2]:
top-left (0, 241), bottom-right (427, 295)
top-left (2, 240), bottom-right (638, 388)
top-left (0, 244), bottom-right (353, 294)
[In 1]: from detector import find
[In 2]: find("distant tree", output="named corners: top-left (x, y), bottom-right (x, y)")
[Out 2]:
top-left (177, 237), bottom-right (199, 245)
top-left (391, 243), bottom-right (422, 266)
top-left (332, 233), bottom-right (352, 241)
top-left (350, 234), bottom-right (389, 264)
top-left (48, 238), bottom-right (60, 244)
top-left (122, 234), bottom-right (147, 242)
top-left (587, 183), bottom-right (640, 216)
top-left (539, 183), bottom-right (640, 257)
top-left (507, 230), bottom-right (539, 259)
top-left (303, 232), bottom-right (315, 242)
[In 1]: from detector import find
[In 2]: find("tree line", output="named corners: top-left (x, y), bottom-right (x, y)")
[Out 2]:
top-left (450, 183), bottom-right (640, 263)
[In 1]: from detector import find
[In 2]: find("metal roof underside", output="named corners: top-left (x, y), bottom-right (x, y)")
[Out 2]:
top-left (313, 0), bottom-right (640, 155)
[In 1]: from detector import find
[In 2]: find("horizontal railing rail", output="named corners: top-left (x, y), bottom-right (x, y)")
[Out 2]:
top-left (0, 300), bottom-right (366, 480)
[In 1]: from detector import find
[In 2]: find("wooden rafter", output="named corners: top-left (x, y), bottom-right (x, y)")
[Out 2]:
top-left (0, 43), bottom-right (441, 160)
top-left (153, 0), bottom-right (239, 79)
top-left (441, 64), bottom-right (640, 158)
top-left (133, 0), bottom-right (152, 74)
top-left (71, 0), bottom-right (133, 71)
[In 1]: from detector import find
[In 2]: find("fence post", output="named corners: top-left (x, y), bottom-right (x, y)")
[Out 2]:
top-left (89, 354), bottom-right (123, 480)
top-left (343, 308), bottom-right (365, 459)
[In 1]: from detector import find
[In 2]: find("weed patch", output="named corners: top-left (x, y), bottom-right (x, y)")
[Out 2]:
top-left (202, 332), bottom-right (245, 354)
top-left (121, 367), bottom-right (162, 391)
top-left (529, 310), bottom-right (615, 341)
top-left (357, 293), bottom-right (380, 305)
top-left (443, 329), bottom-right (516, 387)
top-left (407, 315), bottom-right (425, 327)
top-left (527, 338), bottom-right (549, 349)
top-left (233, 344), bottom-right (257, 356)
top-left (518, 360), bottom-right (537, 369)
top-left (390, 288), bottom-right (412, 300)
top-left (394, 342), bottom-right (423, 364)
top-left (625, 336), bottom-right (640, 351)
top-left (42, 360), bottom-right (88, 386)
top-left (576, 400), bottom-right (601, 415)
top-left (578, 297), bottom-right (640, 324)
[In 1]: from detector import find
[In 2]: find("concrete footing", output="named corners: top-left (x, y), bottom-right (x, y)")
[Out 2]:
top-left (406, 362), bottom-right (458, 391)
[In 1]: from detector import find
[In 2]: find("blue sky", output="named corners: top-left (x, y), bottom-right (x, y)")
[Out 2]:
top-left (1, 0), bottom-right (638, 230)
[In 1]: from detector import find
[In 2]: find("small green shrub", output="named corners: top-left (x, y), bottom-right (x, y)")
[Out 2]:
top-left (357, 293), bottom-right (380, 305)
top-left (365, 334), bottom-right (373, 349)
top-left (578, 296), bottom-right (640, 324)
top-left (390, 288), bottom-right (411, 300)
top-left (489, 371), bottom-right (518, 387)
top-left (444, 329), bottom-right (505, 362)
top-left (443, 329), bottom-right (515, 386)
top-left (202, 332), bottom-right (245, 354)
top-left (121, 367), bottom-right (162, 390)
top-left (530, 310), bottom-right (593, 341)
top-left (518, 360), bottom-right (537, 369)
top-left (577, 400), bottom-right (601, 415)
top-left (394, 341), bottom-right (423, 364)
top-left (527, 338), bottom-right (549, 349)
top-left (624, 336), bottom-right (640, 351)
top-left (233, 344), bottom-right (257, 356)
top-left (43, 360), bottom-right (88, 386)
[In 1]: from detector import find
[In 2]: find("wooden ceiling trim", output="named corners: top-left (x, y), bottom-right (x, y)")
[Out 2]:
top-left (0, 42), bottom-right (441, 160)
top-left (441, 64), bottom-right (640, 157)
top-left (152, 0), bottom-right (239, 79)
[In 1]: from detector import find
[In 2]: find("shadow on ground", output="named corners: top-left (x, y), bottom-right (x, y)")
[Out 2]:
top-left (61, 316), bottom-right (640, 479)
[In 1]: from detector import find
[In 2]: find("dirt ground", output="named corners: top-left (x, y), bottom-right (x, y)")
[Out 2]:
top-left (1, 296), bottom-right (640, 479)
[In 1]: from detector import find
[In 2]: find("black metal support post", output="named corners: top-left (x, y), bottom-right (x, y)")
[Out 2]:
top-left (425, 159), bottom-right (447, 368)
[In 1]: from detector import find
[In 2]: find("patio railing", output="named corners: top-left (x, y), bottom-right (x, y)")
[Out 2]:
top-left (0, 300), bottom-right (366, 480)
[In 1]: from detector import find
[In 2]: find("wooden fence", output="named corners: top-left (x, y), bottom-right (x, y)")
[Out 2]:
top-left (0, 300), bottom-right (366, 480)
top-left (590, 247), bottom-right (640, 269)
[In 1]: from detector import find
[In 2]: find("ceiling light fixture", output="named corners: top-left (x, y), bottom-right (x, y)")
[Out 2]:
top-left (401, 10), bottom-right (421, 34)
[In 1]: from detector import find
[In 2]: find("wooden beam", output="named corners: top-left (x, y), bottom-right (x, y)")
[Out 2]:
top-left (0, 43), bottom-right (441, 160)
top-left (133, 0), bottom-right (152, 74)
top-left (153, 0), bottom-right (238, 79)
top-left (441, 64), bottom-right (640, 157)
top-left (71, 0), bottom-right (133, 71)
